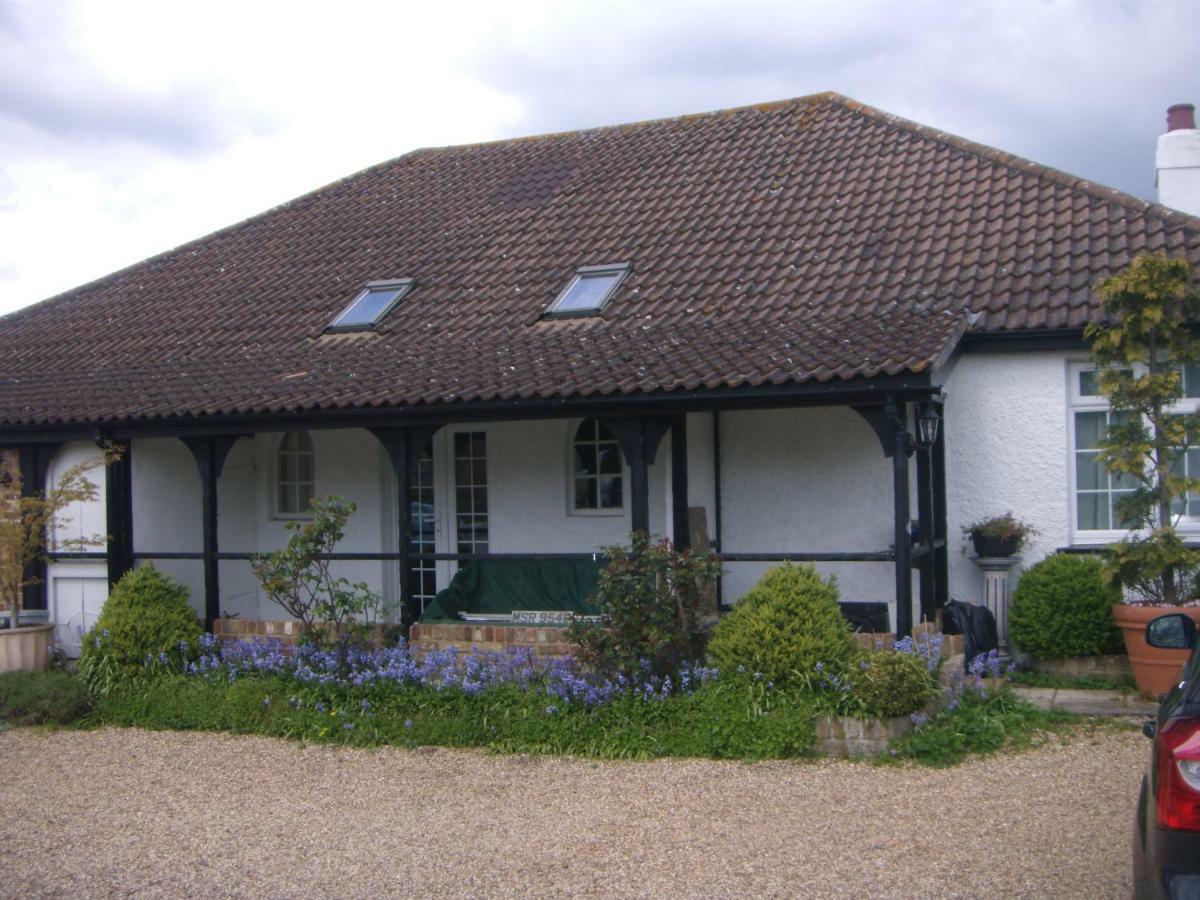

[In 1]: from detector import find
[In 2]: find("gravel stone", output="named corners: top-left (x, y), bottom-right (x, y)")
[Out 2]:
top-left (0, 726), bottom-right (1143, 898)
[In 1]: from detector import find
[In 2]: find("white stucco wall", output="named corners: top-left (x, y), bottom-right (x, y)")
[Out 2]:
top-left (718, 406), bottom-right (907, 620)
top-left (938, 350), bottom-right (1075, 605)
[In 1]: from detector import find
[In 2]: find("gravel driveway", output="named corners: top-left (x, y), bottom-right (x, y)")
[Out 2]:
top-left (0, 726), bottom-right (1142, 898)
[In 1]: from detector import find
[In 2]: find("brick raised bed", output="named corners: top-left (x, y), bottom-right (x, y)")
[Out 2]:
top-left (409, 622), bottom-right (576, 659)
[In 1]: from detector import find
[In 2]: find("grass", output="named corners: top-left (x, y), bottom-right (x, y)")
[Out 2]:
top-left (0, 669), bottom-right (93, 726)
top-left (1006, 669), bottom-right (1137, 693)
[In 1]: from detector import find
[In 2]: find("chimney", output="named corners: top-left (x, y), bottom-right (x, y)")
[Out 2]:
top-left (1157, 102), bottom-right (1200, 216)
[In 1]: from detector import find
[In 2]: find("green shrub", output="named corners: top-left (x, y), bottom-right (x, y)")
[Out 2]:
top-left (569, 532), bottom-right (722, 679)
top-left (0, 670), bottom-right (93, 725)
top-left (78, 565), bottom-right (201, 695)
top-left (1008, 554), bottom-right (1123, 659)
top-left (707, 564), bottom-right (858, 685)
top-left (889, 687), bottom-right (1075, 767)
top-left (851, 650), bottom-right (938, 718)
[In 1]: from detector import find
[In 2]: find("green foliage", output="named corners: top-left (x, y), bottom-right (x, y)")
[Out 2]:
top-left (93, 673), bottom-right (818, 761)
top-left (250, 496), bottom-right (382, 652)
top-left (889, 687), bottom-right (1074, 767)
top-left (707, 563), bottom-right (858, 686)
top-left (851, 650), bottom-right (938, 718)
top-left (962, 511), bottom-right (1037, 547)
top-left (568, 532), bottom-right (722, 679)
top-left (1008, 554), bottom-right (1123, 659)
top-left (1086, 253), bottom-right (1200, 604)
top-left (77, 565), bottom-right (201, 695)
top-left (0, 670), bottom-right (92, 725)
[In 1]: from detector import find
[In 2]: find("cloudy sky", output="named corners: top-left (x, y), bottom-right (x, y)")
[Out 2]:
top-left (1, 0), bottom-right (1196, 315)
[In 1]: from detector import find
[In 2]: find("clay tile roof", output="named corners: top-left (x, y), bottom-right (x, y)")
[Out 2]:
top-left (2, 91), bottom-right (1199, 428)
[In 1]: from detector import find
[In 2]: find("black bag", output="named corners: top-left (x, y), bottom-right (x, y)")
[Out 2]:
top-left (942, 599), bottom-right (999, 667)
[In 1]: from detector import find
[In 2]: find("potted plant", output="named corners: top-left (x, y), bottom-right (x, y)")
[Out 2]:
top-left (1085, 253), bottom-right (1200, 698)
top-left (0, 449), bottom-right (114, 672)
top-left (963, 512), bottom-right (1035, 558)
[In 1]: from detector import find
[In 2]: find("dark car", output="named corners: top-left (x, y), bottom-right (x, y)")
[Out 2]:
top-left (1134, 613), bottom-right (1200, 900)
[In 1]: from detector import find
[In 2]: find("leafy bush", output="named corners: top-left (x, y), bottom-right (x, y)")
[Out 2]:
top-left (1009, 554), bottom-right (1123, 659)
top-left (78, 565), bottom-right (201, 695)
top-left (851, 650), bottom-right (938, 718)
top-left (250, 496), bottom-right (382, 654)
top-left (0, 670), bottom-right (92, 725)
top-left (707, 564), bottom-right (858, 685)
top-left (568, 532), bottom-right (722, 679)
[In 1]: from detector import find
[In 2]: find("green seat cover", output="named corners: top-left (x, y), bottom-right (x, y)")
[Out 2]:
top-left (420, 558), bottom-right (604, 621)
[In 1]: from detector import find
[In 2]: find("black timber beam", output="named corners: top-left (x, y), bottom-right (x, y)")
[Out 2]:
top-left (181, 436), bottom-right (241, 632)
top-left (604, 417), bottom-right (671, 536)
top-left (18, 443), bottom-right (61, 612)
top-left (670, 415), bottom-right (689, 551)
top-left (886, 397), bottom-right (914, 638)
top-left (959, 328), bottom-right (1086, 353)
top-left (101, 440), bottom-right (134, 589)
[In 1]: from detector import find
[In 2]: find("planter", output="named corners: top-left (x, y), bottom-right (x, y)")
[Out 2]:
top-left (970, 533), bottom-right (1021, 558)
top-left (1112, 604), bottom-right (1200, 699)
top-left (0, 624), bottom-right (54, 673)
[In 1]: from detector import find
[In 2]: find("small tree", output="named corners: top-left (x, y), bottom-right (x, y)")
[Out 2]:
top-left (0, 448), bottom-right (117, 629)
top-left (568, 531), bottom-right (722, 680)
top-left (1086, 253), bottom-right (1200, 604)
top-left (250, 496), bottom-right (381, 653)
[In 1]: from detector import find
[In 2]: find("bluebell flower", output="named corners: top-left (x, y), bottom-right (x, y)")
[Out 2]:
top-left (404, 719), bottom-right (414, 730)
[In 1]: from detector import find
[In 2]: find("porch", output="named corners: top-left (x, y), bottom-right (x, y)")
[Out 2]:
top-left (6, 379), bottom-right (949, 645)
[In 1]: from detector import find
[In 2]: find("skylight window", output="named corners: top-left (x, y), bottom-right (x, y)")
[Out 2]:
top-left (327, 279), bottom-right (414, 331)
top-left (546, 264), bottom-right (630, 316)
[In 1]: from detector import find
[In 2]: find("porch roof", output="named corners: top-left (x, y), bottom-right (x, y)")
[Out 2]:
top-left (2, 92), bottom-right (1198, 429)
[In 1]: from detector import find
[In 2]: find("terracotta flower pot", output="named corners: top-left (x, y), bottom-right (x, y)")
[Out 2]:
top-left (1112, 604), bottom-right (1200, 699)
top-left (0, 623), bottom-right (54, 673)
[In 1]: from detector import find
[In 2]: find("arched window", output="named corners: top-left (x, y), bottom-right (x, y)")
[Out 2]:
top-left (572, 419), bottom-right (623, 511)
top-left (276, 431), bottom-right (315, 516)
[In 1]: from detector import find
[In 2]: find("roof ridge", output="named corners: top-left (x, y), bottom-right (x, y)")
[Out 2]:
top-left (406, 92), bottom-right (844, 155)
top-left (833, 96), bottom-right (1200, 232)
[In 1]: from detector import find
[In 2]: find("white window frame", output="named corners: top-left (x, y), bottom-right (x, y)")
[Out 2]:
top-left (566, 418), bottom-right (626, 517)
top-left (274, 431), bottom-right (316, 520)
top-left (1068, 361), bottom-right (1200, 544)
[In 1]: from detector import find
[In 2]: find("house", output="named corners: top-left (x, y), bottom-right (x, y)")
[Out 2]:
top-left (2, 93), bottom-right (1199, 651)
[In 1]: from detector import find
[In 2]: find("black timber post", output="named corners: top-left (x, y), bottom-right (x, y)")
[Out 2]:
top-left (18, 443), bottom-right (61, 613)
top-left (887, 397), bottom-right (914, 638)
top-left (604, 417), bottom-right (672, 536)
top-left (915, 434), bottom-right (935, 627)
top-left (181, 436), bottom-right (240, 632)
top-left (670, 415), bottom-right (689, 551)
top-left (369, 425), bottom-right (439, 628)
top-left (102, 440), bottom-right (134, 589)
top-left (931, 399), bottom-right (950, 611)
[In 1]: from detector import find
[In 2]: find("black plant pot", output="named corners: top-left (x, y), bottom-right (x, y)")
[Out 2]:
top-left (971, 532), bottom-right (1021, 557)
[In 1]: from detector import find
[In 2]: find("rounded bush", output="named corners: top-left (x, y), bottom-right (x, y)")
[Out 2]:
top-left (707, 563), bottom-right (857, 685)
top-left (851, 650), bottom-right (937, 718)
top-left (1008, 554), bottom-right (1123, 659)
top-left (79, 565), bottom-right (201, 694)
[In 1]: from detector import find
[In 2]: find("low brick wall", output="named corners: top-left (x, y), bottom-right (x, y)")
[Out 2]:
top-left (1031, 654), bottom-right (1130, 679)
top-left (409, 622), bottom-right (577, 659)
top-left (214, 617), bottom-right (304, 643)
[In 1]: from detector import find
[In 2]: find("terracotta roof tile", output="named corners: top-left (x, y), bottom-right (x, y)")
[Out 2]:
top-left (2, 92), bottom-right (1199, 428)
